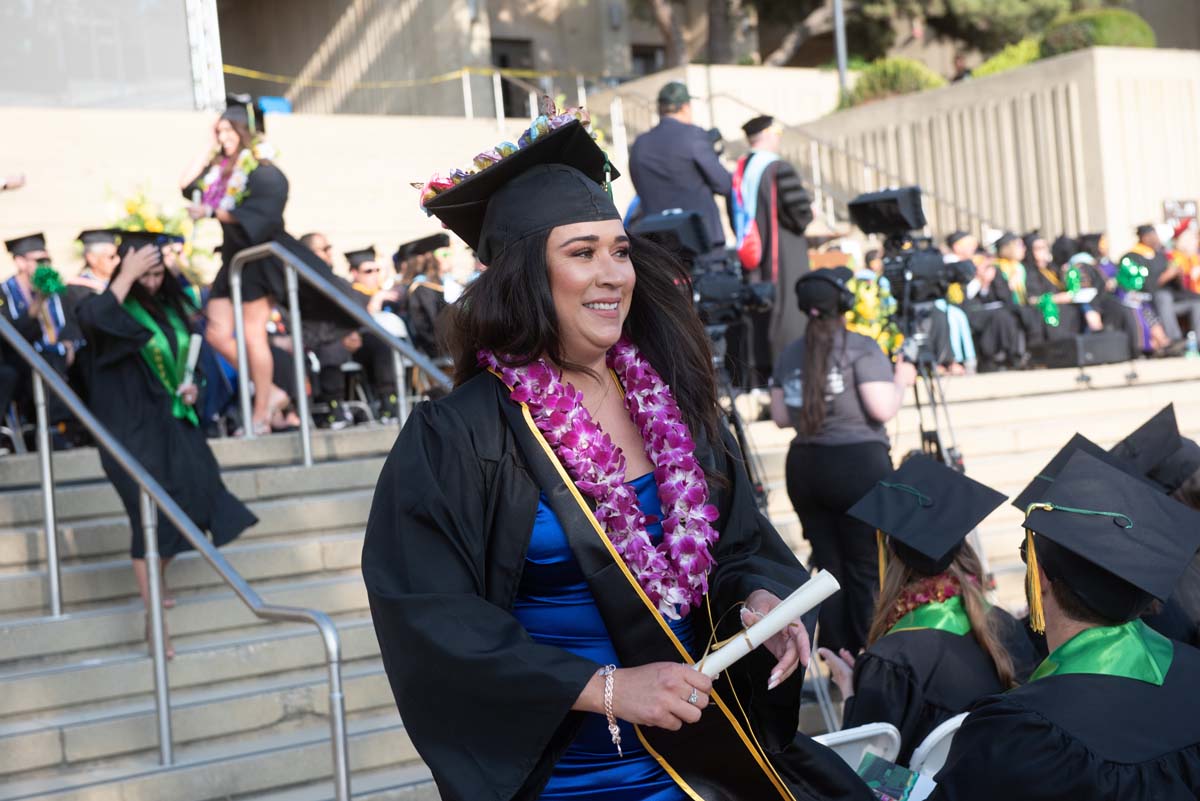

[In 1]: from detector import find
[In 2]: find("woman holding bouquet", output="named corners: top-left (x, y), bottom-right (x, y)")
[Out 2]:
top-left (362, 108), bottom-right (869, 801)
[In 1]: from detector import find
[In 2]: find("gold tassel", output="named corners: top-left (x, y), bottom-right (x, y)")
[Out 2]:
top-left (877, 529), bottom-right (887, 593)
top-left (1025, 528), bottom-right (1045, 634)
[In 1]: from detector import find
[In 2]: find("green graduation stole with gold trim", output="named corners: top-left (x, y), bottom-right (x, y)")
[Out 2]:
top-left (123, 299), bottom-right (199, 427)
top-left (1030, 619), bottom-right (1173, 686)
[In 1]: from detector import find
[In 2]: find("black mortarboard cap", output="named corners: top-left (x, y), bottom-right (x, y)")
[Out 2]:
top-left (993, 231), bottom-right (1019, 252)
top-left (223, 92), bottom-right (265, 134)
top-left (344, 246), bottom-right (377, 270)
top-left (742, 115), bottom-right (774, 138)
top-left (847, 454), bottom-right (1007, 576)
top-left (1151, 439), bottom-right (1200, 495)
top-left (423, 121), bottom-right (620, 265)
top-left (5, 233), bottom-right (47, 256)
top-left (1025, 451), bottom-right (1200, 621)
top-left (945, 230), bottom-right (970, 248)
top-left (77, 229), bottom-right (119, 247)
top-left (116, 230), bottom-right (169, 257)
top-left (399, 233), bottom-right (450, 260)
top-left (1012, 433), bottom-right (1148, 511)
top-left (1110, 405), bottom-right (1182, 478)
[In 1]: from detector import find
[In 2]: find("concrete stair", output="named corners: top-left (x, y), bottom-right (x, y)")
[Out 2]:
top-left (1, 358), bottom-right (1197, 799)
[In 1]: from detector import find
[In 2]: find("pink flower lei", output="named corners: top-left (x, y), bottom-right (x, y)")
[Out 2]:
top-left (480, 338), bottom-right (720, 619)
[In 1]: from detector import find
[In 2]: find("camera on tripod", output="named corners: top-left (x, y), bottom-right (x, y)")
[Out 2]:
top-left (848, 187), bottom-right (975, 364)
top-left (629, 208), bottom-right (774, 325)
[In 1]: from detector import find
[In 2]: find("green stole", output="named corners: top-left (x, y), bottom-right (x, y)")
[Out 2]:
top-left (1029, 619), bottom-right (1174, 686)
top-left (887, 595), bottom-right (972, 636)
top-left (123, 299), bottom-right (199, 427)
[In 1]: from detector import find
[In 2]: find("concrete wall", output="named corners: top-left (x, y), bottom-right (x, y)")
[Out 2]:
top-left (0, 107), bottom-right (527, 281)
top-left (794, 47), bottom-right (1200, 254)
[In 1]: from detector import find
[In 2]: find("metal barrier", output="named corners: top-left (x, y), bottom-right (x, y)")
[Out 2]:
top-left (0, 316), bottom-right (352, 801)
top-left (229, 241), bottom-right (452, 467)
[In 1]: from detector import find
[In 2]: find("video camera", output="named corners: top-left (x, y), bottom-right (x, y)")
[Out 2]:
top-left (848, 187), bottom-right (974, 316)
top-left (629, 208), bottom-right (773, 326)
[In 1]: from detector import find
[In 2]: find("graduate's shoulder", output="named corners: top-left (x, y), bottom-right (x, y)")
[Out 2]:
top-left (400, 371), bottom-right (513, 458)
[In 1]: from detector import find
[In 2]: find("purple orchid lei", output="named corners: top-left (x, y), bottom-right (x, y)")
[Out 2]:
top-left (480, 338), bottom-right (720, 620)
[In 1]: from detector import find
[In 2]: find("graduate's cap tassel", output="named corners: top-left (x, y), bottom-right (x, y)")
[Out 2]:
top-left (876, 529), bottom-right (887, 593)
top-left (1024, 527), bottom-right (1045, 635)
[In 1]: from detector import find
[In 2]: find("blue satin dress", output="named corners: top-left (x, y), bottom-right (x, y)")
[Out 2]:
top-left (513, 472), bottom-right (693, 801)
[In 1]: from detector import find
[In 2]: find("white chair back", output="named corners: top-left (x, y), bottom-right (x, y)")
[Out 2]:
top-left (814, 722), bottom-right (902, 769)
top-left (908, 712), bottom-right (969, 776)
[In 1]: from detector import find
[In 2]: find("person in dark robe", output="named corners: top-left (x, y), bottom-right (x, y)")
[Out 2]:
top-left (1109, 405), bottom-right (1200, 647)
top-left (363, 113), bottom-right (872, 801)
top-left (343, 244), bottom-right (404, 416)
top-left (1023, 232), bottom-right (1086, 338)
top-left (1134, 223), bottom-right (1200, 343)
top-left (730, 115), bottom-right (813, 388)
top-left (818, 455), bottom-right (1039, 763)
top-left (66, 228), bottom-right (121, 311)
top-left (2, 232), bottom-right (81, 431)
top-left (930, 450), bottom-right (1200, 800)
top-left (402, 234), bottom-right (453, 360)
top-left (75, 232), bottom-right (257, 658)
top-left (961, 245), bottom-right (1027, 370)
top-left (770, 268), bottom-right (917, 656)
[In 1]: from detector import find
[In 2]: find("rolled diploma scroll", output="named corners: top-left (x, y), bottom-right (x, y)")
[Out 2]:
top-left (695, 569), bottom-right (840, 678)
top-left (179, 334), bottom-right (203, 390)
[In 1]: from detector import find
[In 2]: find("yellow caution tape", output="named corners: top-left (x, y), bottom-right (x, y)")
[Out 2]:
top-left (222, 64), bottom-right (595, 91)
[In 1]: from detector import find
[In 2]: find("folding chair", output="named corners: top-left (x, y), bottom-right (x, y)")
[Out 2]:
top-left (908, 712), bottom-right (968, 777)
top-left (814, 722), bottom-right (902, 768)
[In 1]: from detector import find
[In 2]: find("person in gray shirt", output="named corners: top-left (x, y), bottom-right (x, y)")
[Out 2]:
top-left (770, 267), bottom-right (916, 654)
top-left (628, 81), bottom-right (732, 250)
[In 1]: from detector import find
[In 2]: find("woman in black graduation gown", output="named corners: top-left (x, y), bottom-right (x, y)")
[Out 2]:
top-left (362, 110), bottom-right (870, 801)
top-left (817, 455), bottom-right (1039, 764)
top-left (76, 234), bottom-right (257, 656)
top-left (182, 97), bottom-right (292, 435)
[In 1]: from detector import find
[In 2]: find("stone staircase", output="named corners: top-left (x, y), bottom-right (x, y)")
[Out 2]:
top-left (1, 358), bottom-right (1198, 799)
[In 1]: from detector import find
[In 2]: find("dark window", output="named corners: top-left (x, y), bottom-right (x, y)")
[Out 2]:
top-left (490, 38), bottom-right (534, 118)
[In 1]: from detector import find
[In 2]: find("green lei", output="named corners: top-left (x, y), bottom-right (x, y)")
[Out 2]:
top-left (123, 299), bottom-right (199, 427)
top-left (887, 595), bottom-right (972, 636)
top-left (1030, 619), bottom-right (1173, 686)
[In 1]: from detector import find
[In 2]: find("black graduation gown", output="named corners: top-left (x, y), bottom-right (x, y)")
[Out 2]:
top-left (75, 290), bottom-right (257, 558)
top-left (753, 160), bottom-right (813, 365)
top-left (962, 273), bottom-right (1026, 365)
top-left (930, 640), bottom-right (1200, 801)
top-left (405, 281), bottom-right (447, 359)
top-left (362, 372), bottom-right (871, 801)
top-left (840, 607), bottom-right (1040, 764)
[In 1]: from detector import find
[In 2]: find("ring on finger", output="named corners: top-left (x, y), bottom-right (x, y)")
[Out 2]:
top-left (687, 687), bottom-right (699, 705)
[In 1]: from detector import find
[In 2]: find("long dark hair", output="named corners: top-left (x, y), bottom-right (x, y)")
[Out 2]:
top-left (444, 231), bottom-right (720, 443)
top-left (798, 314), bottom-right (843, 437)
top-left (868, 542), bottom-right (1017, 689)
top-left (110, 256), bottom-right (198, 327)
top-left (1078, 233), bottom-right (1105, 261)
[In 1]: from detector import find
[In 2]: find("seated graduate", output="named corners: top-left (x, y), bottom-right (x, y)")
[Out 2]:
top-left (1110, 405), bottom-right (1200, 647)
top-left (75, 231), bottom-right (257, 657)
top-left (66, 228), bottom-right (121, 309)
top-left (961, 245), bottom-right (1026, 370)
top-left (818, 455), bottom-right (1038, 764)
top-left (930, 451), bottom-right (1200, 801)
top-left (362, 107), bottom-right (871, 801)
top-left (401, 233), bottom-right (454, 359)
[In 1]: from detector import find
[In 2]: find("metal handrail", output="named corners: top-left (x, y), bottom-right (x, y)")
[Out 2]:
top-left (0, 315), bottom-right (351, 801)
top-left (229, 240), bottom-right (452, 467)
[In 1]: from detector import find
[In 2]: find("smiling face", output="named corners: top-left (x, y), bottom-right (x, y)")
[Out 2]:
top-left (545, 219), bottom-right (634, 366)
top-left (215, 119), bottom-right (241, 158)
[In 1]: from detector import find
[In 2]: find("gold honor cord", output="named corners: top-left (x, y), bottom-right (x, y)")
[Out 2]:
top-left (495, 368), bottom-right (797, 801)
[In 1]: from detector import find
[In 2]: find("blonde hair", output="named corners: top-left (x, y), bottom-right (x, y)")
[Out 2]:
top-left (867, 542), bottom-right (1016, 689)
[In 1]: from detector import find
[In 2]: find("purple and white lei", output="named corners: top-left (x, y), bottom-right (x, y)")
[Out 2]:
top-left (481, 338), bottom-right (719, 619)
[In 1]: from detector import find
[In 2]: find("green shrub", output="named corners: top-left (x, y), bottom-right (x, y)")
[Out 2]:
top-left (974, 37), bottom-right (1042, 78)
top-left (839, 57), bottom-right (947, 109)
top-left (1040, 8), bottom-right (1156, 58)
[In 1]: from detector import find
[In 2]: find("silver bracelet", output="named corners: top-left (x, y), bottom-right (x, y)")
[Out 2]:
top-left (598, 664), bottom-right (622, 757)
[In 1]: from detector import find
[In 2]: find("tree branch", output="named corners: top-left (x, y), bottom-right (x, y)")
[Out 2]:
top-left (648, 0), bottom-right (688, 67)
top-left (763, 4), bottom-right (835, 66)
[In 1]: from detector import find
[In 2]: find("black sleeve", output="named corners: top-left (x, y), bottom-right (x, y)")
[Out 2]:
top-left (181, 172), bottom-right (203, 201)
top-left (231, 165), bottom-right (288, 243)
top-left (841, 652), bottom-right (919, 737)
top-left (774, 162), bottom-right (813, 235)
top-left (691, 132), bottom-right (733, 196)
top-left (74, 290), bottom-right (151, 366)
top-left (361, 402), bottom-right (598, 801)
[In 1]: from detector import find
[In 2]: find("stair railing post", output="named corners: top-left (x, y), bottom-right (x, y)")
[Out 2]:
top-left (285, 264), bottom-right (314, 467)
top-left (327, 652), bottom-right (351, 801)
top-left (141, 489), bottom-right (174, 765)
top-left (33, 373), bottom-right (62, 617)
top-left (391, 349), bottom-right (408, 423)
top-left (461, 69), bottom-right (474, 118)
top-left (492, 69), bottom-right (506, 133)
top-left (230, 264), bottom-right (254, 439)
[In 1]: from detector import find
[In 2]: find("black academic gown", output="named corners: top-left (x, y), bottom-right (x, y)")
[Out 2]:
top-left (362, 371), bottom-right (872, 801)
top-left (752, 160), bottom-right (813, 370)
top-left (930, 640), bottom-right (1200, 801)
top-left (840, 607), bottom-right (1040, 764)
top-left (75, 291), bottom-right (257, 558)
top-left (405, 280), bottom-right (447, 359)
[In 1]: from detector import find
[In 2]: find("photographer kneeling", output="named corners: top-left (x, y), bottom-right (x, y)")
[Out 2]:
top-left (770, 267), bottom-right (916, 655)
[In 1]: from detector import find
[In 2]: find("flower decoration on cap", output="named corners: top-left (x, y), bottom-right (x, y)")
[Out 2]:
top-left (418, 101), bottom-right (593, 211)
